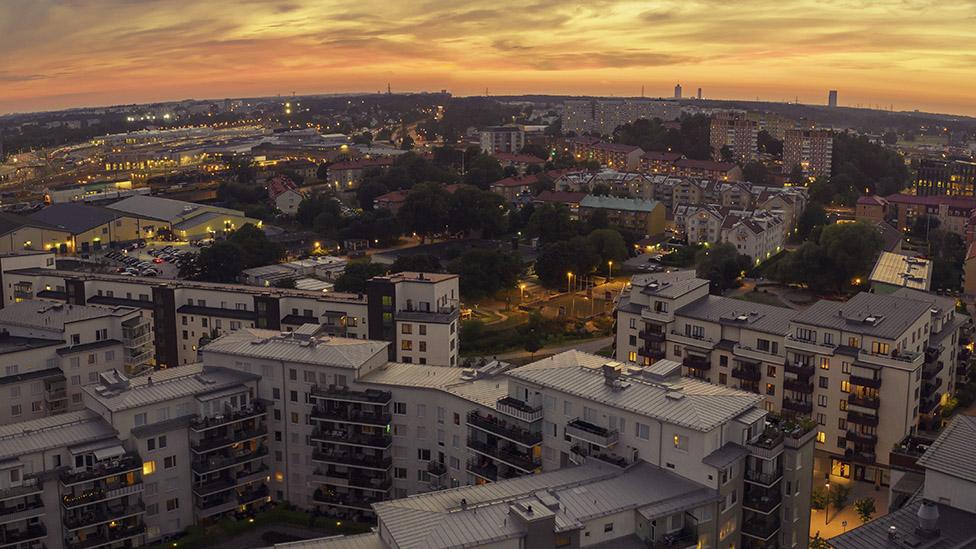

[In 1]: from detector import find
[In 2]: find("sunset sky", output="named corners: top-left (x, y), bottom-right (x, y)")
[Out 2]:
top-left (2, 0), bottom-right (975, 116)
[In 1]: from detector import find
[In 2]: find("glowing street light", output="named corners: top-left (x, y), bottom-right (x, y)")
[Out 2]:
top-left (519, 283), bottom-right (526, 301)
top-left (608, 260), bottom-right (613, 280)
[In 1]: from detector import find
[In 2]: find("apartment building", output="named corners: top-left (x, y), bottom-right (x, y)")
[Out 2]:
top-left (326, 157), bottom-right (394, 191)
top-left (479, 126), bottom-right (524, 155)
top-left (267, 175), bottom-right (305, 216)
top-left (562, 99), bottom-right (681, 135)
top-left (782, 127), bottom-right (833, 178)
top-left (709, 112), bottom-right (758, 162)
top-left (567, 140), bottom-right (644, 171)
top-left (671, 159), bottom-right (744, 182)
top-left (674, 206), bottom-right (785, 262)
top-left (873, 194), bottom-right (976, 237)
top-left (615, 272), bottom-right (966, 489)
top-left (912, 157), bottom-right (976, 197)
top-left (639, 151), bottom-right (684, 174)
top-left (0, 253), bottom-right (459, 368)
top-left (578, 196), bottom-right (666, 236)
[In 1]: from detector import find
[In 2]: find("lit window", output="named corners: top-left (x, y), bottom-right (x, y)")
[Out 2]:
top-left (142, 461), bottom-right (156, 476)
top-left (815, 431), bottom-right (826, 444)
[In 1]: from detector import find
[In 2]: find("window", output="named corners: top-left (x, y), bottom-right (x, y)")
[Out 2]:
top-left (823, 333), bottom-right (833, 345)
top-left (394, 402), bottom-right (407, 415)
top-left (143, 460), bottom-right (157, 475)
top-left (166, 498), bottom-right (179, 512)
top-left (394, 467), bottom-right (407, 479)
top-left (766, 383), bottom-right (775, 396)
top-left (796, 328), bottom-right (815, 342)
top-left (272, 388), bottom-right (281, 400)
top-left (10, 405), bottom-right (20, 417)
top-left (628, 351), bottom-right (637, 362)
top-left (841, 380), bottom-right (851, 393)
top-left (839, 399), bottom-right (848, 411)
top-left (819, 377), bottom-right (829, 389)
top-left (159, 435), bottom-right (167, 448)
top-left (604, 523), bottom-right (614, 533)
top-left (146, 503), bottom-right (158, 516)
top-left (766, 365), bottom-right (776, 377)
top-left (401, 324), bottom-right (412, 334)
top-left (719, 355), bottom-right (728, 367)
top-left (815, 413), bottom-right (825, 425)
top-left (416, 404), bottom-right (426, 417)
top-left (134, 413), bottom-right (147, 426)
top-left (401, 340), bottom-right (412, 351)
top-left (417, 448), bottom-right (431, 461)
top-left (842, 361), bottom-right (851, 374)
top-left (872, 341), bottom-right (889, 355)
top-left (164, 456), bottom-right (176, 469)
top-left (563, 401), bottom-right (572, 416)
top-left (636, 422), bottom-right (650, 440)
top-left (718, 373), bottom-right (727, 385)
top-left (838, 418), bottom-right (847, 430)
top-left (816, 431), bottom-right (826, 444)
top-left (673, 434), bottom-right (687, 451)
top-left (148, 439), bottom-right (156, 451)
top-left (289, 390), bottom-right (298, 402)
top-left (818, 395), bottom-right (828, 407)
top-left (819, 357), bottom-right (830, 370)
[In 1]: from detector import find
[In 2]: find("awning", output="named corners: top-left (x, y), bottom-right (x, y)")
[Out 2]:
top-left (92, 445), bottom-right (125, 461)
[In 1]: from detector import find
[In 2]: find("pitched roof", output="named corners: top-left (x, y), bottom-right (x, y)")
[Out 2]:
top-left (108, 195), bottom-right (244, 222)
top-left (202, 328), bottom-right (389, 370)
top-left (533, 190), bottom-right (587, 204)
top-left (916, 415), bottom-right (976, 483)
top-left (0, 211), bottom-right (60, 236)
top-left (791, 291), bottom-right (932, 340)
top-left (579, 195), bottom-right (661, 213)
top-left (267, 175), bottom-right (300, 199)
top-left (829, 498), bottom-right (976, 549)
top-left (884, 193), bottom-right (976, 210)
top-left (83, 363), bottom-right (259, 412)
top-left (374, 190), bottom-right (409, 204)
top-left (592, 142), bottom-right (642, 154)
top-left (675, 295), bottom-right (795, 336)
top-left (493, 153), bottom-right (544, 164)
top-left (857, 195), bottom-right (887, 206)
top-left (673, 159), bottom-right (738, 172)
top-left (0, 410), bottom-right (117, 461)
top-left (510, 350), bottom-right (764, 432)
top-left (328, 157), bottom-right (394, 171)
top-left (28, 203), bottom-right (123, 234)
top-left (641, 151), bottom-right (683, 162)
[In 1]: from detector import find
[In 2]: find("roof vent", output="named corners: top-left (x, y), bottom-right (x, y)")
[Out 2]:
top-left (665, 391), bottom-right (685, 401)
top-left (915, 500), bottom-right (941, 539)
top-left (460, 368), bottom-right (477, 381)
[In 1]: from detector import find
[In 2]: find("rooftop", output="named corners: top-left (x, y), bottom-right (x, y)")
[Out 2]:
top-left (371, 271), bottom-right (458, 284)
top-left (630, 270), bottom-right (708, 299)
top-left (675, 294), bottom-right (795, 336)
top-left (361, 363), bottom-right (507, 409)
top-left (107, 195), bottom-right (244, 222)
top-left (28, 203), bottom-right (124, 234)
top-left (532, 190), bottom-right (588, 204)
top-left (509, 351), bottom-right (764, 432)
top-left (0, 300), bottom-right (138, 331)
top-left (791, 291), bottom-right (933, 340)
top-left (579, 195), bottom-right (661, 213)
top-left (869, 252), bottom-right (931, 291)
top-left (372, 460), bottom-right (716, 549)
top-left (916, 415), bottom-right (976, 484)
top-left (0, 410), bottom-right (117, 461)
top-left (82, 363), bottom-right (259, 412)
top-left (829, 498), bottom-right (976, 549)
top-left (202, 328), bottom-right (388, 370)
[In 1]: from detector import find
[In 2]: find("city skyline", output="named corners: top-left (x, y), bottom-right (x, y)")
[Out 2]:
top-left (2, 0), bottom-right (976, 116)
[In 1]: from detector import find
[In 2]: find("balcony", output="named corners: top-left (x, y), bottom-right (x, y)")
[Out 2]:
top-left (467, 411), bottom-right (542, 447)
top-left (786, 335), bottom-right (835, 355)
top-left (396, 303), bottom-right (460, 324)
top-left (845, 448), bottom-right (877, 465)
top-left (310, 429), bottom-right (392, 450)
top-left (743, 489), bottom-right (782, 514)
top-left (849, 375), bottom-right (882, 389)
top-left (427, 461), bottom-right (447, 476)
top-left (923, 377), bottom-right (943, 397)
top-left (63, 500), bottom-right (145, 531)
top-left (310, 385), bottom-right (392, 406)
top-left (847, 394), bottom-right (880, 410)
top-left (193, 465), bottom-right (268, 497)
top-left (124, 349), bottom-right (153, 368)
top-left (0, 524), bottom-right (46, 547)
top-left (669, 330), bottom-right (716, 350)
top-left (781, 399), bottom-right (812, 415)
top-left (566, 419), bottom-right (619, 448)
top-left (732, 365), bottom-right (761, 382)
top-left (191, 445), bottom-right (268, 475)
top-left (639, 330), bottom-right (665, 343)
top-left (61, 453), bottom-right (142, 488)
top-left (466, 459), bottom-right (498, 482)
top-left (682, 354), bottom-right (711, 371)
top-left (846, 410), bottom-right (879, 427)
top-left (783, 379), bottom-right (813, 393)
top-left (924, 345), bottom-right (942, 363)
top-left (857, 349), bottom-right (922, 370)
top-left (496, 397), bottom-right (543, 423)
top-left (889, 436), bottom-right (930, 472)
top-left (747, 429), bottom-right (785, 460)
top-left (784, 362), bottom-right (814, 378)
top-left (196, 495), bottom-right (238, 518)
top-left (0, 479), bottom-right (42, 504)
top-left (0, 495), bottom-right (43, 526)
top-left (845, 430), bottom-right (877, 446)
top-left (745, 466), bottom-right (783, 487)
top-left (65, 523), bottom-right (146, 549)
top-left (311, 451), bottom-right (392, 471)
top-left (920, 396), bottom-right (941, 415)
top-left (311, 407), bottom-right (391, 428)
top-left (733, 344), bottom-right (780, 364)
top-left (467, 439), bottom-right (541, 473)
top-left (237, 484), bottom-right (270, 505)
top-left (640, 347), bottom-right (666, 360)
top-left (190, 401), bottom-right (267, 432)
top-left (44, 386), bottom-right (68, 403)
top-left (192, 425), bottom-right (268, 453)
top-left (922, 361), bottom-right (944, 381)
top-left (741, 516), bottom-right (781, 541)
top-left (648, 527), bottom-right (698, 549)
top-left (313, 489), bottom-right (382, 511)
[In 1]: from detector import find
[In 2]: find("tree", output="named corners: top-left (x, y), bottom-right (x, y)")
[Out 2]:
top-left (227, 223), bottom-right (283, 268)
top-left (719, 145), bottom-right (733, 163)
top-left (191, 241), bottom-right (244, 283)
top-left (796, 203), bottom-right (827, 241)
top-left (586, 209), bottom-right (609, 232)
top-left (829, 484), bottom-right (850, 510)
top-left (530, 173), bottom-right (554, 194)
top-left (831, 132), bottom-right (910, 197)
top-left (911, 215), bottom-right (941, 240)
top-left (399, 134), bottom-right (414, 150)
top-left (297, 194), bottom-right (342, 229)
top-left (818, 222), bottom-right (883, 290)
top-left (742, 161), bottom-right (770, 185)
top-left (854, 497), bottom-right (876, 523)
top-left (447, 249), bottom-right (523, 298)
top-left (882, 131), bottom-right (898, 145)
top-left (534, 238), bottom-right (599, 288)
top-left (807, 177), bottom-right (834, 204)
top-left (447, 186), bottom-right (507, 238)
top-left (356, 181), bottom-right (389, 211)
top-left (463, 154), bottom-right (505, 189)
top-left (591, 183), bottom-right (611, 196)
top-left (333, 261), bottom-right (389, 293)
top-left (695, 242), bottom-right (751, 293)
top-left (527, 203), bottom-right (577, 244)
top-left (397, 183), bottom-right (451, 240)
top-left (390, 254), bottom-right (442, 273)
top-left (789, 164), bottom-right (806, 185)
top-left (810, 488), bottom-right (827, 511)
top-left (339, 208), bottom-right (403, 247)
top-left (586, 229), bottom-right (628, 266)
top-left (929, 229), bottom-right (966, 291)
top-left (523, 338), bottom-right (542, 357)
top-left (317, 162), bottom-right (329, 181)
top-left (757, 130), bottom-right (783, 156)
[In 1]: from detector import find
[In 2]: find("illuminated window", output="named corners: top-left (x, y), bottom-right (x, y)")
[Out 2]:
top-left (841, 381), bottom-right (851, 393)
top-left (628, 351), bottom-right (637, 362)
top-left (142, 460), bottom-right (156, 476)
top-left (815, 431), bottom-right (826, 444)
top-left (819, 357), bottom-right (830, 370)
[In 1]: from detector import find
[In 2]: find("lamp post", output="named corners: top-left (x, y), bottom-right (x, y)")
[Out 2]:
top-left (567, 272), bottom-right (575, 317)
top-left (519, 283), bottom-right (526, 301)
top-left (608, 260), bottom-right (613, 281)
top-left (825, 482), bottom-right (830, 525)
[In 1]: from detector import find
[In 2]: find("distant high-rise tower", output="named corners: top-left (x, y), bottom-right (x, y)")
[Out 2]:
top-left (828, 90), bottom-right (838, 108)
top-left (697, 88), bottom-right (702, 100)
top-left (674, 83), bottom-right (682, 99)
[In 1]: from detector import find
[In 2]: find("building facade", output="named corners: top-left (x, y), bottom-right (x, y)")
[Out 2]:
top-left (782, 127), bottom-right (833, 178)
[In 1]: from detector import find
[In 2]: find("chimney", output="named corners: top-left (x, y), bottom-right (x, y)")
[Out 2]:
top-left (915, 500), bottom-right (941, 538)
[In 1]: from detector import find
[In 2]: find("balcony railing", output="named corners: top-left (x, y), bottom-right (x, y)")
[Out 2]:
top-left (0, 494), bottom-right (43, 521)
top-left (311, 451), bottom-right (392, 471)
top-left (65, 523), bottom-right (146, 549)
top-left (781, 399), bottom-right (812, 415)
top-left (846, 410), bottom-right (879, 427)
top-left (237, 484), bottom-right (270, 505)
top-left (890, 436), bottom-right (930, 472)
top-left (467, 439), bottom-right (541, 473)
top-left (63, 500), bottom-right (145, 531)
top-left (847, 394), bottom-right (880, 410)
top-left (857, 349), bottom-right (922, 369)
top-left (920, 396), bottom-right (941, 415)
top-left (467, 411), bottom-right (542, 447)
top-left (61, 453), bottom-right (142, 487)
top-left (743, 490), bottom-right (782, 514)
top-left (311, 407), bottom-right (391, 427)
top-left (669, 330), bottom-right (716, 350)
top-left (192, 425), bottom-right (268, 453)
top-left (783, 379), bottom-right (813, 393)
top-left (0, 479), bottom-right (42, 504)
top-left (190, 401), bottom-right (267, 432)
top-left (784, 362), bottom-right (814, 378)
top-left (849, 375), bottom-right (882, 389)
top-left (640, 347), bottom-right (666, 360)
top-left (682, 354), bottom-right (711, 371)
top-left (466, 459), bottom-right (498, 482)
top-left (191, 445), bottom-right (268, 475)
top-left (922, 361), bottom-right (944, 380)
top-left (741, 517), bottom-right (781, 541)
top-left (312, 489), bottom-right (382, 511)
top-left (639, 330), bottom-right (665, 343)
top-left (124, 349), bottom-right (153, 367)
top-left (731, 365), bottom-right (761, 382)
top-left (427, 461), bottom-right (447, 476)
top-left (786, 335), bottom-right (836, 354)
top-left (745, 466), bottom-right (783, 487)
top-left (845, 449), bottom-right (877, 465)
top-left (845, 430), bottom-right (877, 446)
top-left (310, 429), bottom-right (392, 450)
top-left (923, 377), bottom-right (943, 397)
top-left (310, 385), bottom-right (392, 406)
top-left (1, 524), bottom-right (46, 546)
top-left (566, 418), bottom-right (619, 448)
top-left (44, 387), bottom-right (68, 402)
top-left (496, 397), bottom-right (543, 423)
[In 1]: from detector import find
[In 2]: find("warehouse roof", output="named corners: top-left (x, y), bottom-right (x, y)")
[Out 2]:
top-left (28, 203), bottom-right (123, 234)
top-left (108, 195), bottom-right (243, 223)
top-left (509, 351), bottom-right (763, 432)
top-left (869, 252), bottom-right (931, 291)
top-left (580, 195), bottom-right (661, 213)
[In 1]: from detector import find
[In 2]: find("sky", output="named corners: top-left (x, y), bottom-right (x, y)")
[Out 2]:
top-left (2, 0), bottom-right (976, 116)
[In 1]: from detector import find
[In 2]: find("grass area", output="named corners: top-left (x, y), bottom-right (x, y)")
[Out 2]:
top-left (733, 290), bottom-right (788, 308)
top-left (142, 506), bottom-right (371, 549)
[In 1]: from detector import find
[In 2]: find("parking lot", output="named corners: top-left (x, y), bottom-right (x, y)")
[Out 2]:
top-left (99, 241), bottom-right (203, 279)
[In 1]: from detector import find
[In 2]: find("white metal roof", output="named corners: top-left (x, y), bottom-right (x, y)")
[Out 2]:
top-left (202, 328), bottom-right (388, 370)
top-left (83, 363), bottom-right (257, 412)
top-left (0, 410), bottom-right (117, 461)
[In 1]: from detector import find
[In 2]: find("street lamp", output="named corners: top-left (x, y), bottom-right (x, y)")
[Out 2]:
top-left (608, 260), bottom-right (613, 280)
top-left (825, 482), bottom-right (831, 525)
top-left (519, 283), bottom-right (526, 301)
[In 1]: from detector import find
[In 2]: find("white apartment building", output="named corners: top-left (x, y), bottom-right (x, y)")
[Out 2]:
top-left (0, 253), bottom-right (459, 369)
top-left (479, 126), bottom-right (524, 155)
top-left (563, 100), bottom-right (682, 135)
top-left (615, 272), bottom-right (966, 490)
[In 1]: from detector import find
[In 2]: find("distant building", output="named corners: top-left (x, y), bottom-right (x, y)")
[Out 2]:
top-left (912, 157), bottom-right (976, 197)
top-left (672, 158), bottom-right (744, 181)
top-left (879, 194), bottom-right (976, 236)
top-left (869, 251), bottom-right (932, 293)
top-left (267, 175), bottom-right (305, 216)
top-left (479, 126), bottom-right (524, 154)
top-left (674, 83), bottom-right (682, 99)
top-left (855, 195), bottom-right (888, 225)
top-left (562, 99), bottom-right (681, 135)
top-left (565, 139), bottom-right (644, 170)
top-left (783, 127), bottom-right (833, 177)
top-left (493, 152), bottom-right (545, 175)
top-left (579, 195), bottom-right (666, 236)
top-left (532, 190), bottom-right (588, 220)
top-left (709, 111), bottom-right (758, 161)
top-left (828, 89), bottom-right (838, 107)
top-left (327, 157), bottom-right (394, 191)
top-left (638, 151), bottom-right (684, 174)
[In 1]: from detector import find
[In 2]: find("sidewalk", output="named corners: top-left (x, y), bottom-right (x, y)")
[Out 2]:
top-left (809, 479), bottom-right (890, 539)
